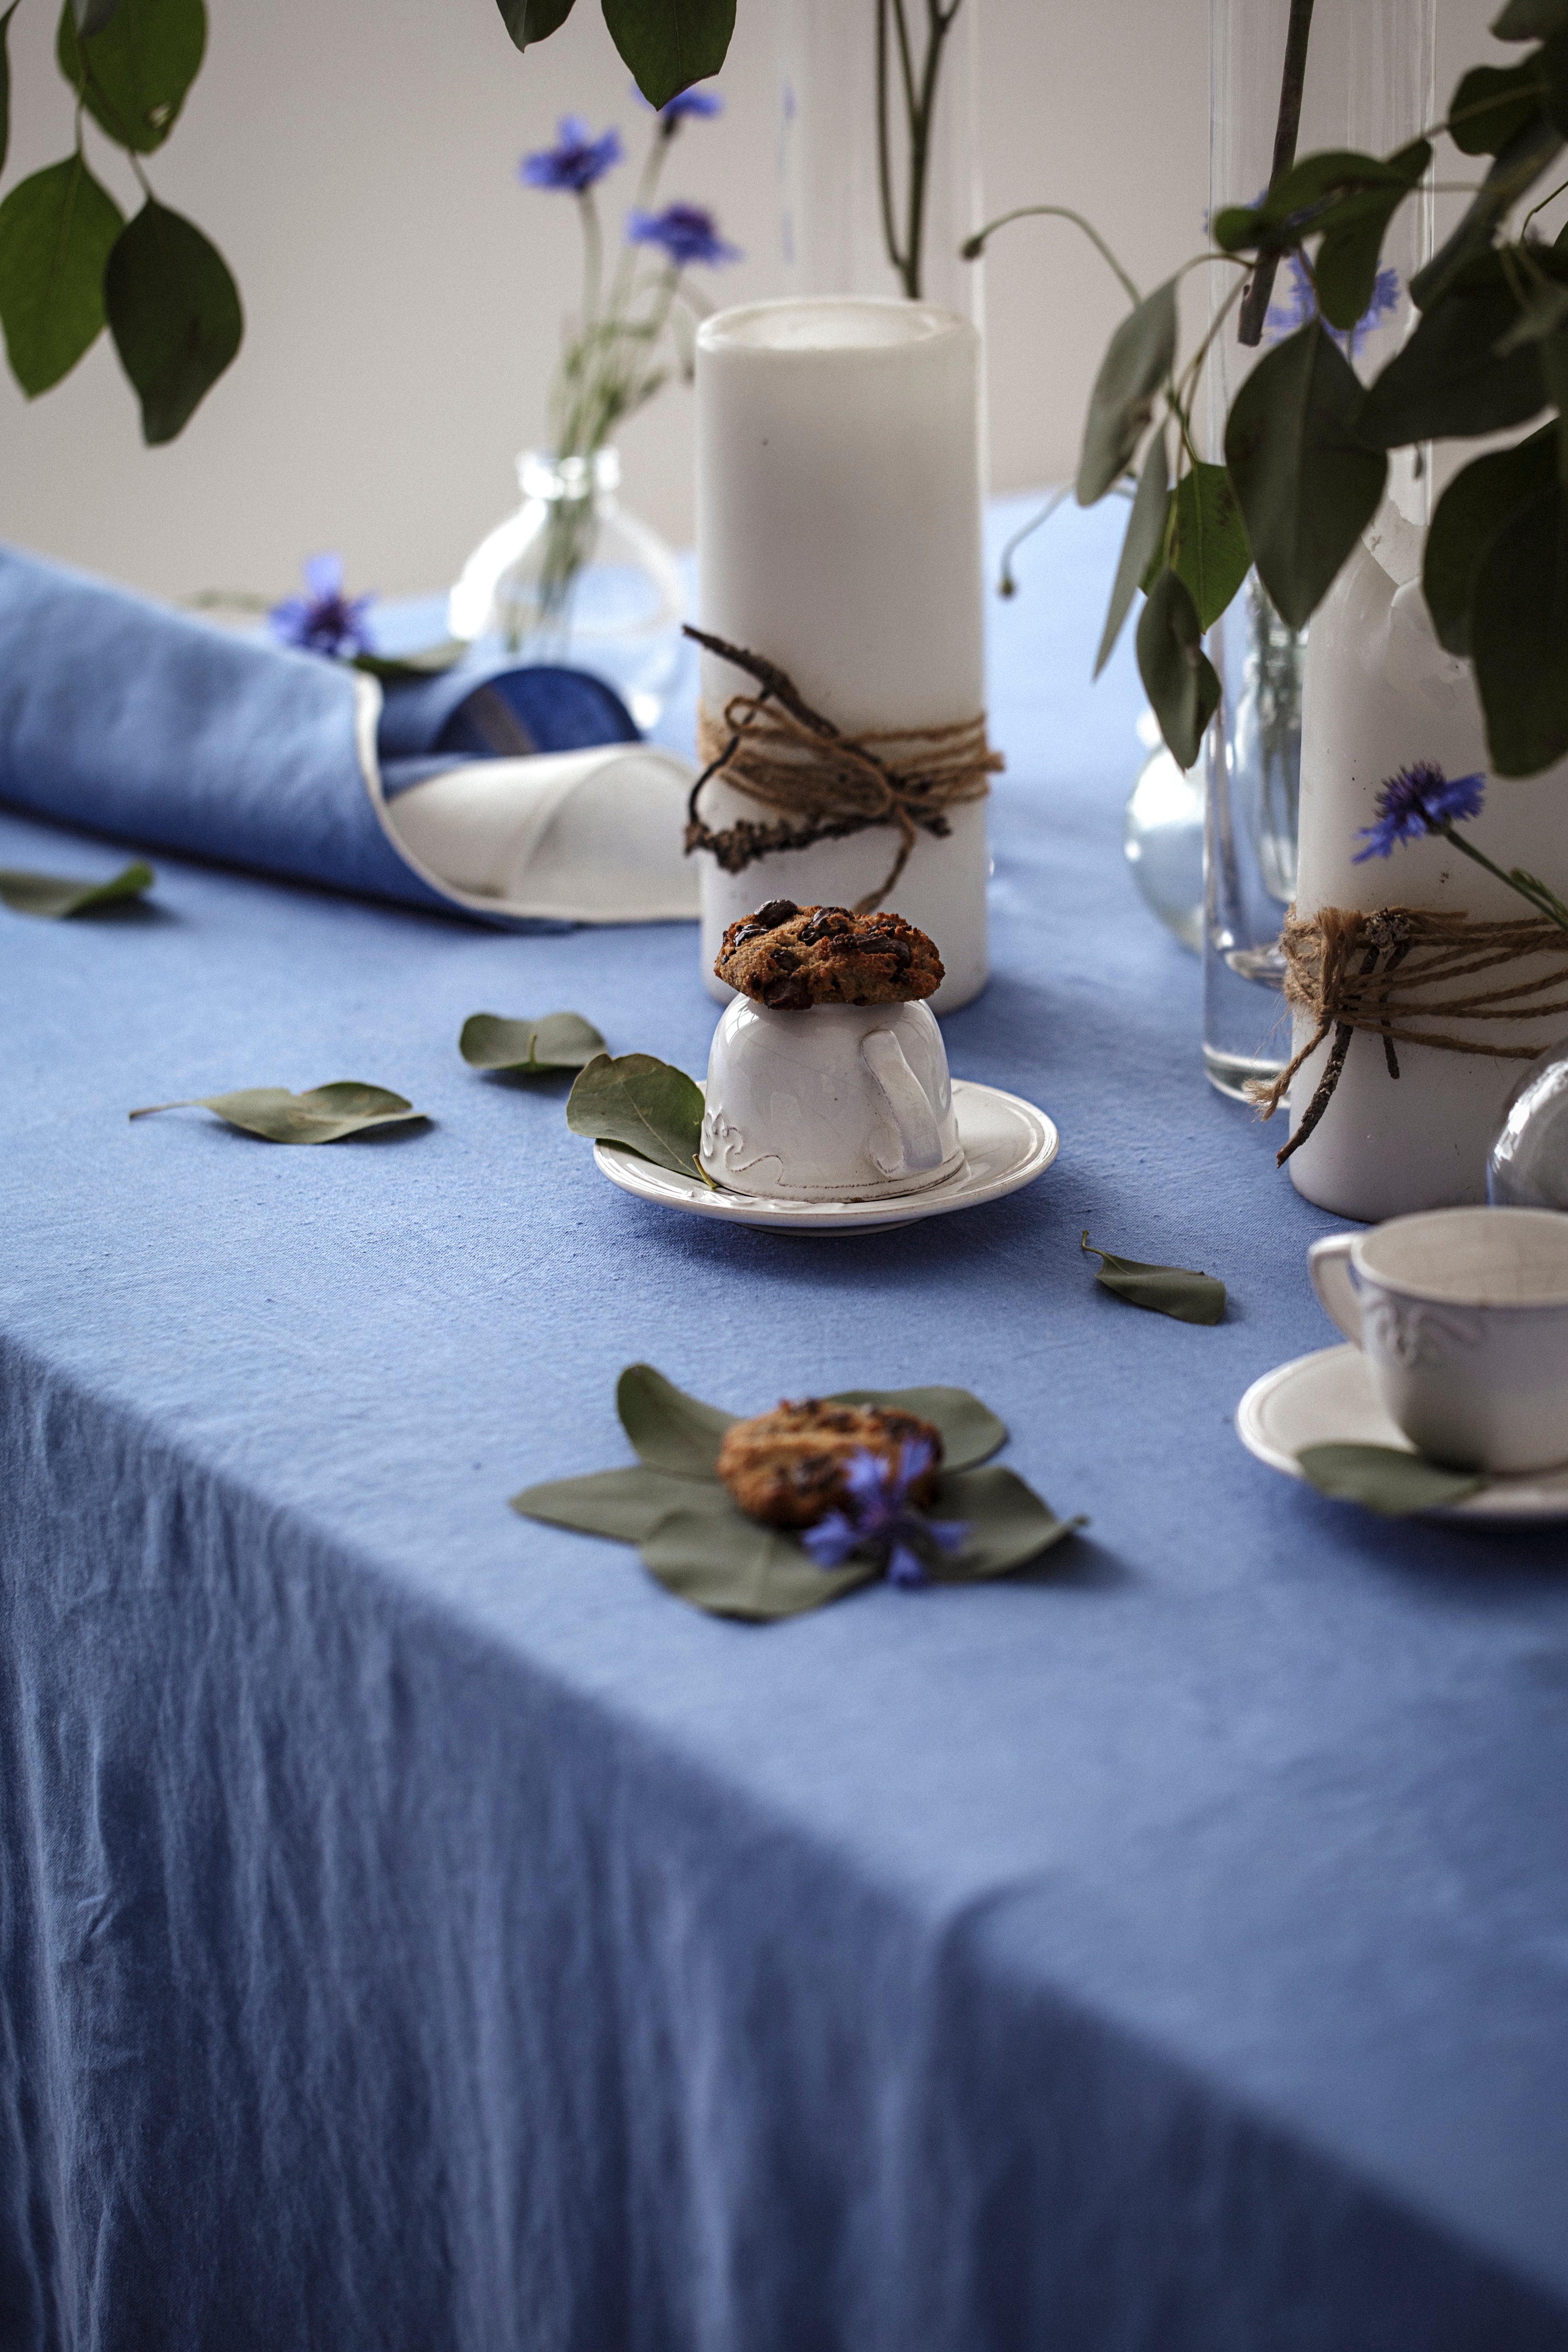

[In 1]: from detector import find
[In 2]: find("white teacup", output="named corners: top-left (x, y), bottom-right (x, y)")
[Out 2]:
top-left (699, 996), bottom-right (963, 1200)
top-left (1308, 1207), bottom-right (1568, 1474)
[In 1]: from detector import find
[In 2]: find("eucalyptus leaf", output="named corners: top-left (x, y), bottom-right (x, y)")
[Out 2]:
top-left (1135, 566), bottom-right (1221, 771)
top-left (0, 859), bottom-right (152, 917)
top-left (494, 0), bottom-right (576, 49)
top-left (1081, 1231), bottom-right (1225, 1325)
top-left (1423, 422), bottom-right (1558, 654)
top-left (0, 2), bottom-right (19, 178)
top-left (1076, 278), bottom-right (1177, 508)
top-left (461, 1009), bottom-right (606, 1075)
top-left (566, 1051), bottom-right (710, 1184)
top-left (616, 1362), bottom-right (737, 1475)
top-left (1361, 254), bottom-right (1550, 446)
top-left (511, 1464), bottom-right (712, 1542)
top-left (1448, 56), bottom-right (1551, 155)
top-left (57, 0), bottom-right (205, 153)
top-left (127, 1082), bottom-right (426, 1142)
top-left (1470, 480), bottom-right (1568, 773)
top-left (1411, 116), bottom-right (1563, 310)
top-left (72, 0), bottom-right (123, 29)
top-left (1212, 144), bottom-right (1430, 274)
top-left (924, 1466), bottom-right (1086, 1581)
top-left (826, 1386), bottom-right (1007, 1472)
top-left (1493, 0), bottom-right (1568, 38)
top-left (1224, 322), bottom-right (1385, 630)
top-left (0, 154), bottom-right (123, 395)
top-left (350, 642), bottom-right (464, 682)
top-left (1170, 461), bottom-right (1251, 632)
top-left (600, 0), bottom-right (735, 110)
top-left (642, 1505), bottom-right (876, 1621)
top-left (105, 199), bottom-right (241, 443)
top-left (1296, 1443), bottom-right (1487, 1516)
top-left (1095, 430), bottom-right (1169, 678)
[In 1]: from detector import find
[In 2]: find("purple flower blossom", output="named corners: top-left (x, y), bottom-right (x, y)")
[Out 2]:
top-left (268, 554), bottom-right (375, 659)
top-left (1267, 254), bottom-right (1402, 358)
top-left (800, 1440), bottom-right (969, 1591)
top-left (1353, 761), bottom-right (1487, 861)
top-left (635, 81), bottom-right (723, 126)
top-left (520, 116), bottom-right (624, 195)
top-left (626, 201), bottom-right (741, 269)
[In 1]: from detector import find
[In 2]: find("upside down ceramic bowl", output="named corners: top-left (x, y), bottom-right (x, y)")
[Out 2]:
top-left (699, 996), bottom-right (963, 1200)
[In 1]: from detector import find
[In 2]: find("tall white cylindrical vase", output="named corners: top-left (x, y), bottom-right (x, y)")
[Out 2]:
top-left (693, 297), bottom-right (989, 1013)
top-left (1287, 504), bottom-right (1568, 1220)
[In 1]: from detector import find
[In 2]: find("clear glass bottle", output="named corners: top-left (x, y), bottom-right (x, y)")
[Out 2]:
top-left (448, 448), bottom-right (685, 731)
top-left (1203, 0), bottom-right (1435, 1098)
top-left (774, 0), bottom-right (983, 324)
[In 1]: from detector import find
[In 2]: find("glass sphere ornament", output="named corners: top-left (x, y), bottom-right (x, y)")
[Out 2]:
top-left (1487, 1045), bottom-right (1568, 1211)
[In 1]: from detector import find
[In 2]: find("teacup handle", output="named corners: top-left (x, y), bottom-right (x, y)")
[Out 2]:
top-left (1308, 1233), bottom-right (1364, 1348)
top-left (861, 1029), bottom-right (943, 1175)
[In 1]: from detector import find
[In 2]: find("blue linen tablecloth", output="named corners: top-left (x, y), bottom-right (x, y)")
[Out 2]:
top-left (3, 498), bottom-right (1568, 2352)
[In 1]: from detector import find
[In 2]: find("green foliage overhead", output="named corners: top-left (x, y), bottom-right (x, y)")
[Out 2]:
top-left (494, 0), bottom-right (736, 109)
top-left (1075, 278), bottom-right (1176, 507)
top-left (0, 154), bottom-right (123, 394)
top-left (57, 0), bottom-right (206, 155)
top-left (1135, 567), bottom-right (1220, 772)
top-left (1224, 323), bottom-right (1386, 631)
top-left (106, 198), bottom-right (241, 441)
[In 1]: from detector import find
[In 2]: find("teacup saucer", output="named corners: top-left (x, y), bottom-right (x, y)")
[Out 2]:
top-left (1236, 1344), bottom-right (1568, 1523)
top-left (593, 1079), bottom-right (1059, 1234)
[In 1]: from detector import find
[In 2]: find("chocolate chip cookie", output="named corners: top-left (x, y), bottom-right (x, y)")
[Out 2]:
top-left (716, 1398), bottom-right (943, 1528)
top-left (714, 901), bottom-right (944, 1011)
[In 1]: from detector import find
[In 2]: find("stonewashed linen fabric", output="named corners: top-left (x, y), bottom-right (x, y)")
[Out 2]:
top-left (2, 499), bottom-right (1567, 2352)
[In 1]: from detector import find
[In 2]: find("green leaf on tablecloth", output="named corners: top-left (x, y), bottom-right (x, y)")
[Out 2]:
top-left (1296, 1443), bottom-right (1487, 1516)
top-left (105, 199), bottom-right (241, 442)
top-left (1135, 566), bottom-right (1221, 770)
top-left (827, 1386), bottom-right (1007, 1471)
top-left (461, 1010), bottom-right (606, 1075)
top-left (1224, 322), bottom-right (1385, 630)
top-left (1076, 277), bottom-right (1177, 508)
top-left (494, 0), bottom-right (577, 54)
top-left (350, 642), bottom-right (465, 682)
top-left (0, 154), bottom-right (124, 394)
top-left (127, 1082), bottom-right (427, 1142)
top-left (1081, 1231), bottom-right (1225, 1324)
top-left (1170, 461), bottom-right (1250, 633)
top-left (924, 1467), bottom-right (1087, 1580)
top-left (511, 1464), bottom-right (712, 1542)
top-left (600, 0), bottom-right (735, 110)
top-left (0, 859), bottom-right (153, 917)
top-left (1094, 429), bottom-right (1168, 678)
top-left (641, 1499), bottom-right (878, 1621)
top-left (617, 1362), bottom-right (738, 1476)
top-left (566, 1051), bottom-right (711, 1183)
top-left (57, 0), bottom-right (205, 154)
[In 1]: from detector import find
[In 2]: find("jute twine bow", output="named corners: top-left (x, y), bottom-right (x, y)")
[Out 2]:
top-left (681, 625), bottom-right (1002, 914)
top-left (1248, 902), bottom-right (1568, 1166)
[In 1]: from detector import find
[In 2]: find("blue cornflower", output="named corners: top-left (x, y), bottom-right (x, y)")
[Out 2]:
top-left (1353, 761), bottom-right (1487, 861)
top-left (268, 554), bottom-right (375, 659)
top-left (1267, 254), bottom-right (1402, 358)
top-left (519, 116), bottom-right (624, 194)
top-left (626, 201), bottom-right (741, 269)
top-left (800, 1440), bottom-right (969, 1591)
top-left (635, 81), bottom-right (722, 126)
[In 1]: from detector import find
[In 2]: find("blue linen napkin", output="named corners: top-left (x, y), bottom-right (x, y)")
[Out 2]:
top-left (0, 545), bottom-right (641, 922)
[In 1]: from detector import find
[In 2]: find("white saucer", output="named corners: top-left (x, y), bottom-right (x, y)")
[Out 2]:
top-left (1237, 1344), bottom-right (1568, 1524)
top-left (593, 1078), bottom-right (1059, 1234)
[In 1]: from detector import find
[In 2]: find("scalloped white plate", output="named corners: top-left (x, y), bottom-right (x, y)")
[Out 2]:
top-left (1237, 1344), bottom-right (1568, 1524)
top-left (593, 1079), bottom-right (1059, 1234)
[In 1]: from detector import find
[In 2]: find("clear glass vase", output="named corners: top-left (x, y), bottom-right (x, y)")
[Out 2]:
top-left (1488, 1046), bottom-right (1568, 1211)
top-left (1202, 0), bottom-right (1435, 1098)
top-left (447, 448), bottom-right (685, 731)
top-left (774, 0), bottom-right (983, 323)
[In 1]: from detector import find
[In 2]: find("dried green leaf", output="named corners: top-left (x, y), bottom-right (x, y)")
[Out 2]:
top-left (460, 1009), bottom-right (606, 1075)
top-left (1170, 461), bottom-right (1251, 632)
top-left (105, 199), bottom-right (241, 442)
top-left (1296, 1443), bottom-right (1487, 1516)
top-left (1225, 322), bottom-right (1386, 629)
top-left (1423, 422), bottom-right (1557, 655)
top-left (127, 1082), bottom-right (426, 1142)
top-left (925, 1466), bottom-right (1086, 1581)
top-left (1081, 1231), bottom-right (1225, 1324)
top-left (1135, 566), bottom-right (1221, 770)
top-left (511, 1464), bottom-right (710, 1542)
top-left (616, 1362), bottom-right (738, 1476)
top-left (0, 859), bottom-right (152, 917)
top-left (826, 1386), bottom-right (1007, 1471)
top-left (56, 0), bottom-right (205, 153)
top-left (1076, 278), bottom-right (1177, 508)
top-left (566, 1051), bottom-right (710, 1183)
top-left (1095, 429), bottom-right (1169, 678)
top-left (642, 1503), bottom-right (876, 1621)
top-left (0, 154), bottom-right (123, 395)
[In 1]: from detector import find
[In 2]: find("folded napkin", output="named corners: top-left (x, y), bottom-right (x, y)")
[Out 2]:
top-left (0, 547), bottom-right (700, 925)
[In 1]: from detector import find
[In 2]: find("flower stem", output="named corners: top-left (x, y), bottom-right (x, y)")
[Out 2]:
top-left (1439, 822), bottom-right (1568, 936)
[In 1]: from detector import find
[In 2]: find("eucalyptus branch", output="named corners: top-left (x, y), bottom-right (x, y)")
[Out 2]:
top-left (995, 483), bottom-right (1072, 598)
top-left (1237, 0), bottom-right (1317, 346)
top-left (962, 204), bottom-right (1140, 306)
top-left (1522, 173), bottom-right (1568, 239)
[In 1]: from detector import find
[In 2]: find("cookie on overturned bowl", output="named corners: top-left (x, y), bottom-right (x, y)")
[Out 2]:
top-left (717, 1396), bottom-right (943, 1527)
top-left (715, 900), bottom-right (944, 1011)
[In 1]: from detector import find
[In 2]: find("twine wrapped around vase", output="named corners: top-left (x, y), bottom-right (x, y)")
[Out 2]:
top-left (682, 626), bottom-right (1001, 914)
top-left (1249, 903), bottom-right (1568, 1166)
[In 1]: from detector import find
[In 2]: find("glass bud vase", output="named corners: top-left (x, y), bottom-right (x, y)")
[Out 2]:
top-left (774, 0), bottom-right (983, 324)
top-left (448, 448), bottom-right (684, 730)
top-left (1203, 0), bottom-right (1435, 1098)
top-left (1488, 1047), bottom-right (1568, 1211)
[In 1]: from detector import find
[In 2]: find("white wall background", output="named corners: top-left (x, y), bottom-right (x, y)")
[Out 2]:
top-left (0, 0), bottom-right (1498, 602)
